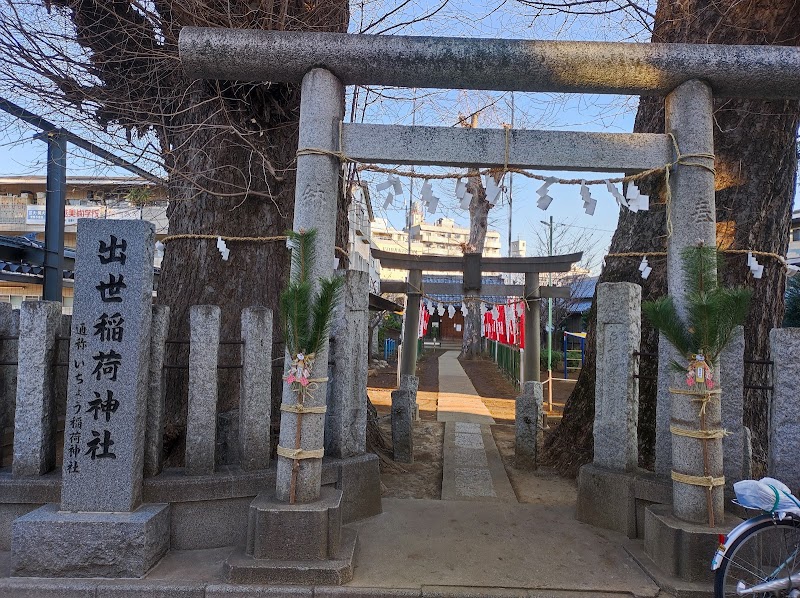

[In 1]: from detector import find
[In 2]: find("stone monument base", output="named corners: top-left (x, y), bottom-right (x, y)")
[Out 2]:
top-left (577, 464), bottom-right (673, 539)
top-left (11, 503), bottom-right (170, 578)
top-left (577, 464), bottom-right (637, 537)
top-left (643, 503), bottom-right (741, 583)
top-left (225, 486), bottom-right (357, 585)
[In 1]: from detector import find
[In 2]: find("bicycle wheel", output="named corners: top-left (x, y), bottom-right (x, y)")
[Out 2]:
top-left (715, 516), bottom-right (800, 597)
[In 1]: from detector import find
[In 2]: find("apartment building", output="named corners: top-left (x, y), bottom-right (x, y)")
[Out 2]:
top-left (0, 176), bottom-right (168, 310)
top-left (372, 204), bottom-right (502, 281)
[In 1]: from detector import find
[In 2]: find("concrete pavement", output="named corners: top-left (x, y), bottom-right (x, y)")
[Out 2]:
top-left (437, 351), bottom-right (516, 502)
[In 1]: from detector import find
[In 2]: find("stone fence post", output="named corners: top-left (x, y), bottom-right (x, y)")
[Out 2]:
top-left (392, 374), bottom-right (418, 463)
top-left (768, 327), bottom-right (800, 493)
top-left (720, 326), bottom-right (749, 485)
top-left (144, 305), bottom-right (170, 477)
top-left (0, 303), bottom-right (18, 467)
top-left (326, 270), bottom-right (369, 459)
top-left (240, 306), bottom-right (273, 471)
top-left (186, 305), bottom-right (221, 475)
top-left (593, 282), bottom-right (641, 472)
top-left (12, 301), bottom-right (62, 477)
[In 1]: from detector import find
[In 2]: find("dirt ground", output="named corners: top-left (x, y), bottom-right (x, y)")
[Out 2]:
top-left (458, 354), bottom-right (579, 425)
top-left (367, 350), bottom-right (579, 502)
top-left (490, 424), bottom-right (577, 505)
top-left (368, 350), bottom-right (444, 499)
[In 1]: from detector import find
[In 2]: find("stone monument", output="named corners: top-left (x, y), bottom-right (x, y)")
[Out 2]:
top-left (11, 219), bottom-right (169, 578)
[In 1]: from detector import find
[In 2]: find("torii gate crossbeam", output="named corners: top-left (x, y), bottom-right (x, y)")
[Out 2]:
top-left (374, 248), bottom-right (582, 384)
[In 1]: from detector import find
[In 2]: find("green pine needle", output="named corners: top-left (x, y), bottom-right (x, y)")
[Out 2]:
top-left (642, 244), bottom-right (751, 368)
top-left (280, 230), bottom-right (343, 358)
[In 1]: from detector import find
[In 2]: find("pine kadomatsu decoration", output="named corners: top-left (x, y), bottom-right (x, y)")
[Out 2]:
top-left (643, 244), bottom-right (752, 526)
top-left (280, 229), bottom-right (343, 504)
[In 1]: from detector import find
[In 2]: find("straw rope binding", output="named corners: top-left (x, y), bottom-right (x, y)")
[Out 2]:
top-left (277, 446), bottom-right (325, 460)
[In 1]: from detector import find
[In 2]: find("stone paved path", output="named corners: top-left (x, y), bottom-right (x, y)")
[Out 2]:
top-left (437, 351), bottom-right (516, 502)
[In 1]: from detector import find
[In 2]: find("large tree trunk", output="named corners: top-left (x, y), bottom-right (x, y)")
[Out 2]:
top-left (545, 0), bottom-right (800, 476)
top-left (459, 114), bottom-right (495, 359)
top-left (153, 7), bottom-right (349, 465)
top-left (157, 82), bottom-right (299, 464)
top-left (47, 0), bottom-right (350, 468)
top-left (461, 173), bottom-right (490, 359)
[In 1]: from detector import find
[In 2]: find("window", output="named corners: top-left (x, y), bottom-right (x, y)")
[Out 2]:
top-left (793, 228), bottom-right (800, 242)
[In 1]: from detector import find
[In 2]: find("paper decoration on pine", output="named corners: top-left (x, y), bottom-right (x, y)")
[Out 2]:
top-left (536, 177), bottom-right (557, 211)
top-left (605, 180), bottom-right (627, 208)
top-left (580, 181), bottom-right (596, 216)
top-left (455, 178), bottom-right (467, 200)
top-left (625, 183), bottom-right (649, 212)
top-left (747, 252), bottom-right (764, 279)
top-left (460, 192), bottom-right (473, 210)
top-left (639, 256), bottom-right (652, 280)
top-left (437, 303), bottom-right (445, 317)
top-left (447, 304), bottom-right (456, 319)
top-left (485, 174), bottom-right (502, 206)
top-left (461, 304), bottom-right (469, 316)
top-left (687, 354), bottom-right (714, 390)
top-left (216, 236), bottom-right (230, 261)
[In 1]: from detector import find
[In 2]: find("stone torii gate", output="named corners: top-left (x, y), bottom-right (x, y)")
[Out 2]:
top-left (179, 28), bottom-right (800, 584)
top-left (375, 248), bottom-right (578, 383)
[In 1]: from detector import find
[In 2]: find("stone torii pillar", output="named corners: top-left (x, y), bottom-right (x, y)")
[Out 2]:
top-left (274, 67), bottom-right (343, 505)
top-left (400, 269), bottom-right (422, 378)
top-left (644, 77), bottom-right (735, 584)
top-left (224, 68), bottom-right (358, 584)
top-left (523, 272), bottom-right (540, 384)
top-left (662, 79), bottom-right (723, 526)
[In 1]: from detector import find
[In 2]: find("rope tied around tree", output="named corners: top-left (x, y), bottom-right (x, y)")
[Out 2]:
top-left (159, 233), bottom-right (350, 258)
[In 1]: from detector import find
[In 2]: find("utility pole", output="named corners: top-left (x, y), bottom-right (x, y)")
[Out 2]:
top-left (408, 90), bottom-right (416, 257)
top-left (541, 216), bottom-right (554, 411)
top-left (40, 131), bottom-right (67, 302)
top-left (507, 92), bottom-right (514, 257)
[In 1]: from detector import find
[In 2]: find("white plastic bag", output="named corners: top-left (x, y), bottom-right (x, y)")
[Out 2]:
top-left (733, 478), bottom-right (800, 513)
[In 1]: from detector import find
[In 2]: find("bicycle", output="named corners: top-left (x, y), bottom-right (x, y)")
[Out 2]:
top-left (712, 478), bottom-right (800, 597)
